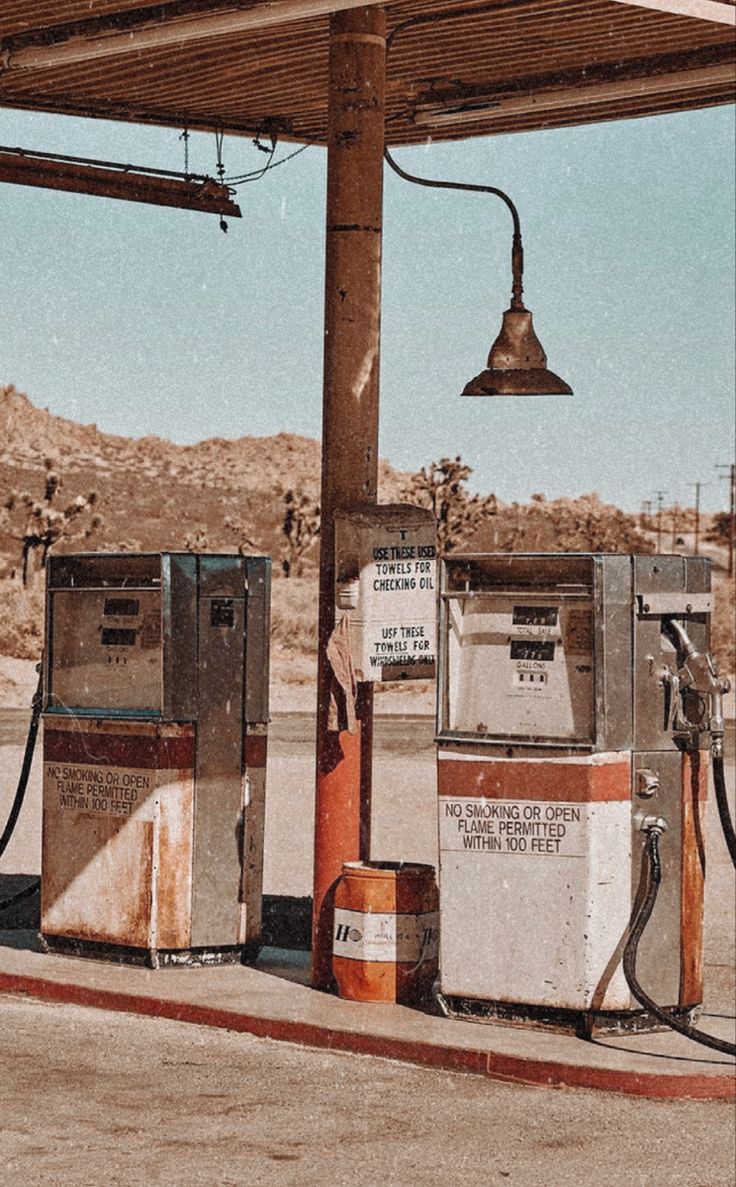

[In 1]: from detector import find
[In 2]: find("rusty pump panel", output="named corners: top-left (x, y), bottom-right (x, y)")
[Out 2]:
top-left (40, 552), bottom-right (270, 967)
top-left (436, 553), bottom-right (721, 1035)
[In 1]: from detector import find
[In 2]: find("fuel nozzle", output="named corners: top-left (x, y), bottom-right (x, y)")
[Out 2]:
top-left (636, 812), bottom-right (668, 836)
top-left (669, 619), bottom-right (730, 755)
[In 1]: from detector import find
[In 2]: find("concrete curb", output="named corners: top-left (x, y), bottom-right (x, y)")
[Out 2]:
top-left (2, 970), bottom-right (733, 1100)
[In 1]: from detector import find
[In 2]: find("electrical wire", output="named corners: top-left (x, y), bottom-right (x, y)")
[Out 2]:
top-left (224, 140), bottom-right (312, 186)
top-left (623, 827), bottom-right (736, 1058)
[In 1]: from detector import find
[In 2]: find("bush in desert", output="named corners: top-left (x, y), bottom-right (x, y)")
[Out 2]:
top-left (706, 511), bottom-right (735, 550)
top-left (469, 492), bottom-right (653, 555)
top-left (0, 578), bottom-right (44, 660)
top-left (270, 573), bottom-right (318, 652)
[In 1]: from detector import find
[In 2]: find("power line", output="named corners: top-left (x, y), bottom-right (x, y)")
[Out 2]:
top-left (715, 462), bottom-right (735, 578)
top-left (652, 490), bottom-right (668, 555)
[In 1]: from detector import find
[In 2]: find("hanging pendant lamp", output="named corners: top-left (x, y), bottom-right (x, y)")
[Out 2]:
top-left (462, 305), bottom-right (573, 397)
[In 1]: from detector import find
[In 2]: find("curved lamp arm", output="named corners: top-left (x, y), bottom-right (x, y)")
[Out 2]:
top-left (383, 146), bottom-right (525, 311)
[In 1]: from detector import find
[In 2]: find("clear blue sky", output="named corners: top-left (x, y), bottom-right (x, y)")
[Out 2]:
top-left (0, 102), bottom-right (734, 513)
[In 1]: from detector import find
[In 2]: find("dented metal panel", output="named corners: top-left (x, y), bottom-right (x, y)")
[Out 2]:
top-left (245, 556), bottom-right (271, 725)
top-left (191, 576), bottom-right (246, 949)
top-left (155, 763), bottom-right (195, 951)
top-left (240, 724), bottom-right (268, 949)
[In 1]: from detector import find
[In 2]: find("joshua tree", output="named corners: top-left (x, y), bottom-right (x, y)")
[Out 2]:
top-left (183, 526), bottom-right (209, 551)
top-left (3, 458), bottom-right (101, 585)
top-left (281, 490), bottom-right (320, 577)
top-left (403, 456), bottom-right (494, 552)
top-left (223, 514), bottom-right (260, 555)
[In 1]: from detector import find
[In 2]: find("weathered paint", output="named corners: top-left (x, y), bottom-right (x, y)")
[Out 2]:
top-left (156, 772), bottom-right (195, 951)
top-left (41, 718), bottom-right (196, 952)
top-left (239, 727), bottom-right (267, 948)
top-left (680, 749), bottom-right (708, 1005)
top-left (333, 862), bottom-right (439, 1004)
top-left (312, 3), bottom-right (386, 990)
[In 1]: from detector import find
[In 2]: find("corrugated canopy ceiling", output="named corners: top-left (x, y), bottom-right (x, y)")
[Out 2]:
top-left (0, 1), bottom-right (734, 145)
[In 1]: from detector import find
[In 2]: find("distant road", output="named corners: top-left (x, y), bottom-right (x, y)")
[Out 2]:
top-left (0, 708), bottom-right (437, 755)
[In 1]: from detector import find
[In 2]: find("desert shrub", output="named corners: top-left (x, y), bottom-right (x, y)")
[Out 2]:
top-left (184, 526), bottom-right (209, 551)
top-left (712, 575), bottom-right (735, 676)
top-left (270, 573), bottom-right (318, 653)
top-left (0, 578), bottom-right (44, 659)
top-left (469, 493), bottom-right (653, 555)
top-left (706, 511), bottom-right (735, 548)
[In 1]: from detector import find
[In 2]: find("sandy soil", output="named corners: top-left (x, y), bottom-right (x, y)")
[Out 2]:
top-left (0, 655), bottom-right (40, 708)
top-left (2, 995), bottom-right (734, 1187)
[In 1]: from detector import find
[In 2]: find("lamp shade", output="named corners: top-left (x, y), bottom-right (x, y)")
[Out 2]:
top-left (462, 307), bottom-right (572, 396)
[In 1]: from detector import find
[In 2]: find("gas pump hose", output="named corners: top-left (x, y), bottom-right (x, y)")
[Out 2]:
top-left (0, 665), bottom-right (43, 913)
top-left (623, 826), bottom-right (736, 1058)
top-left (712, 753), bottom-right (736, 867)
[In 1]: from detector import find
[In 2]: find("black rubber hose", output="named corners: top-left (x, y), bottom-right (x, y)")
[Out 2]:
top-left (713, 753), bottom-right (736, 868)
top-left (0, 664), bottom-right (43, 913)
top-left (0, 878), bottom-right (40, 912)
top-left (623, 828), bottom-right (735, 1058)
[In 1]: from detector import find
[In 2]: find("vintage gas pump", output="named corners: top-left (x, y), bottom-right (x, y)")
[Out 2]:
top-left (40, 552), bottom-right (270, 966)
top-left (436, 552), bottom-right (728, 1035)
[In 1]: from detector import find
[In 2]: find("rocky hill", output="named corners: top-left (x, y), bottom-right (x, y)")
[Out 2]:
top-left (0, 384), bottom-right (731, 672)
top-left (0, 384), bottom-right (407, 564)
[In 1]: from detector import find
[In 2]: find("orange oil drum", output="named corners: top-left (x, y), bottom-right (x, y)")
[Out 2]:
top-left (332, 861), bottom-right (439, 1004)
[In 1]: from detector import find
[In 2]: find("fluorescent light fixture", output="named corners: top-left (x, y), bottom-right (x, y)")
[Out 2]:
top-left (0, 146), bottom-right (241, 217)
top-left (414, 63), bottom-right (736, 127)
top-left (610, 0), bottom-right (735, 25)
top-left (0, 0), bottom-right (372, 71)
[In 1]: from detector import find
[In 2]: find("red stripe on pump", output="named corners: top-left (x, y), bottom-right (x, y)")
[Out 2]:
top-left (44, 729), bottom-right (195, 771)
top-left (437, 758), bottom-right (631, 802)
top-left (244, 735), bottom-right (267, 768)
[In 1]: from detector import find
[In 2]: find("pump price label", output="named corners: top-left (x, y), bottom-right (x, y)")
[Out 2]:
top-left (439, 797), bottom-right (587, 858)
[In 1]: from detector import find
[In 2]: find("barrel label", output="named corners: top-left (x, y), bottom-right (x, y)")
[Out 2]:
top-left (333, 909), bottom-right (439, 964)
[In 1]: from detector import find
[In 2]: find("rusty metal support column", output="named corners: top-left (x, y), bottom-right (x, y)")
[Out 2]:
top-left (311, 5), bottom-right (386, 989)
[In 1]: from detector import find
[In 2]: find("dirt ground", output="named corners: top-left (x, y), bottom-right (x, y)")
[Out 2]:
top-left (2, 994), bottom-right (735, 1187)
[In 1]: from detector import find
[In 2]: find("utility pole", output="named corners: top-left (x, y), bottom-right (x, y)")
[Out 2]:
top-left (641, 499), bottom-right (652, 531)
top-left (670, 502), bottom-right (680, 552)
top-left (716, 463), bottom-right (735, 578)
top-left (653, 490), bottom-right (668, 555)
top-left (689, 481), bottom-right (702, 556)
